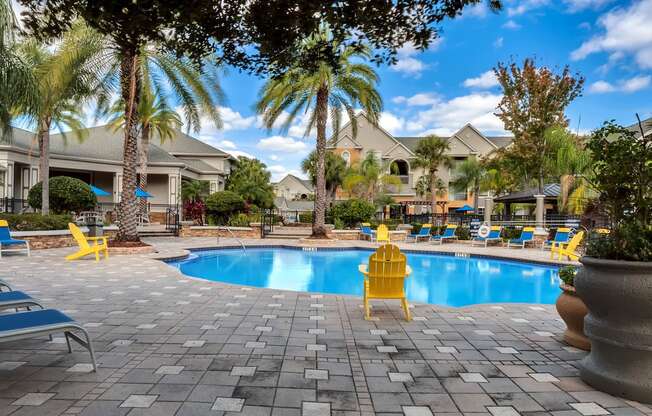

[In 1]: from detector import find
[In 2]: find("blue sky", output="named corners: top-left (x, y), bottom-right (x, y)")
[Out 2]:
top-left (13, 0), bottom-right (652, 181)
top-left (199, 0), bottom-right (652, 181)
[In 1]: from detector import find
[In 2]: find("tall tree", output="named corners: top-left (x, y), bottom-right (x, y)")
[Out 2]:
top-left (343, 152), bottom-right (401, 202)
top-left (416, 176), bottom-right (447, 209)
top-left (257, 29), bottom-right (382, 237)
top-left (450, 158), bottom-right (486, 211)
top-left (494, 58), bottom-right (584, 193)
top-left (226, 157), bottom-right (275, 209)
top-left (16, 23), bottom-right (107, 215)
top-left (302, 151), bottom-right (347, 204)
top-left (413, 136), bottom-right (452, 216)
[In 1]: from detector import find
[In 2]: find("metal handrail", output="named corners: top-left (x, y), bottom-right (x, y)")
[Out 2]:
top-left (218, 226), bottom-right (246, 252)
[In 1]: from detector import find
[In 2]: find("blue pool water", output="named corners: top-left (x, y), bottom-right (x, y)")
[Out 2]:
top-left (167, 248), bottom-right (561, 307)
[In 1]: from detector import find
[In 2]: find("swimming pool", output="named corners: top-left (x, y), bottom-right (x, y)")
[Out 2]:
top-left (167, 247), bottom-right (561, 307)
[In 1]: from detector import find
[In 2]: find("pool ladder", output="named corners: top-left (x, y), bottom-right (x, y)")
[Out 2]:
top-left (218, 227), bottom-right (246, 252)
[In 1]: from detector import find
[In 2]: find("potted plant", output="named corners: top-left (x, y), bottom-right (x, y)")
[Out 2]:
top-left (573, 121), bottom-right (652, 403)
top-left (555, 266), bottom-right (590, 350)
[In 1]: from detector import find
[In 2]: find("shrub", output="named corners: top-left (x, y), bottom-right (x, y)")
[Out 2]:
top-left (333, 218), bottom-right (345, 230)
top-left (330, 199), bottom-right (376, 228)
top-left (0, 213), bottom-right (73, 231)
top-left (183, 200), bottom-right (206, 225)
top-left (227, 213), bottom-right (251, 227)
top-left (559, 266), bottom-right (577, 287)
top-left (298, 212), bottom-right (313, 224)
top-left (502, 227), bottom-right (523, 240)
top-left (28, 176), bottom-right (96, 214)
top-left (455, 226), bottom-right (471, 240)
top-left (205, 191), bottom-right (245, 225)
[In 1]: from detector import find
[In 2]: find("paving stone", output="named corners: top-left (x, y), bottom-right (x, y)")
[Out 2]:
top-left (212, 397), bottom-right (245, 412)
top-left (231, 366), bottom-right (257, 376)
top-left (302, 401), bottom-right (331, 416)
top-left (402, 406), bottom-right (435, 416)
top-left (460, 373), bottom-right (488, 383)
top-left (155, 366), bottom-right (184, 375)
top-left (529, 373), bottom-right (560, 383)
top-left (304, 369), bottom-right (329, 380)
top-left (0, 362), bottom-right (26, 371)
top-left (119, 394), bottom-right (158, 408)
top-left (11, 392), bottom-right (55, 406)
top-left (388, 372), bottom-right (414, 383)
top-left (487, 406), bottom-right (521, 416)
top-left (570, 403), bottom-right (611, 416)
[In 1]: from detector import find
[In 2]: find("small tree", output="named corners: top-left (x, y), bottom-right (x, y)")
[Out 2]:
top-left (181, 180), bottom-right (209, 225)
top-left (330, 198), bottom-right (376, 228)
top-left (226, 157), bottom-right (275, 209)
top-left (343, 153), bottom-right (401, 202)
top-left (28, 176), bottom-right (96, 214)
top-left (205, 191), bottom-right (245, 225)
top-left (494, 58), bottom-right (584, 193)
top-left (302, 151), bottom-right (347, 204)
top-left (412, 136), bottom-right (452, 216)
top-left (450, 158), bottom-right (486, 211)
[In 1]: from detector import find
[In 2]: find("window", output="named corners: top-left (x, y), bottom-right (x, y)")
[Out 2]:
top-left (448, 182), bottom-right (467, 201)
top-left (341, 151), bottom-right (350, 166)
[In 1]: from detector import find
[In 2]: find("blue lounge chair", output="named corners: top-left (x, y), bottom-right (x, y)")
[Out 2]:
top-left (0, 279), bottom-right (11, 292)
top-left (542, 227), bottom-right (571, 250)
top-left (359, 223), bottom-right (375, 241)
top-left (507, 227), bottom-right (536, 248)
top-left (0, 309), bottom-right (96, 371)
top-left (0, 220), bottom-right (30, 258)
top-left (472, 225), bottom-right (502, 247)
top-left (0, 291), bottom-right (43, 311)
top-left (431, 225), bottom-right (458, 245)
top-left (407, 224), bottom-right (432, 243)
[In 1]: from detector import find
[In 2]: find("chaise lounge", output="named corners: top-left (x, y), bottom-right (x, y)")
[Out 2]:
top-left (0, 291), bottom-right (43, 311)
top-left (431, 224), bottom-right (457, 245)
top-left (0, 220), bottom-right (30, 258)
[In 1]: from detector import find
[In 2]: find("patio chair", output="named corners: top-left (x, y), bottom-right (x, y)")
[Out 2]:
top-left (552, 231), bottom-right (584, 261)
top-left (359, 223), bottom-right (374, 241)
top-left (0, 309), bottom-right (97, 371)
top-left (66, 223), bottom-right (109, 262)
top-left (507, 227), bottom-right (536, 248)
top-left (376, 224), bottom-right (390, 244)
top-left (0, 279), bottom-right (11, 292)
top-left (0, 220), bottom-right (30, 258)
top-left (431, 225), bottom-right (457, 245)
top-left (0, 291), bottom-right (43, 311)
top-left (359, 244), bottom-right (412, 321)
top-left (542, 227), bottom-right (571, 251)
top-left (472, 225), bottom-right (502, 247)
top-left (406, 224), bottom-right (432, 243)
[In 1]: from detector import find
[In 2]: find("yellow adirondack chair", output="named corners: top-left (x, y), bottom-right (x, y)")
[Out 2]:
top-left (358, 244), bottom-right (412, 321)
top-left (376, 224), bottom-right (390, 244)
top-left (552, 231), bottom-right (584, 261)
top-left (66, 223), bottom-right (109, 262)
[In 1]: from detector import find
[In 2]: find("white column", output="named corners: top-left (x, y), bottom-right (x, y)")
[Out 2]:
top-left (534, 194), bottom-right (546, 234)
top-left (483, 196), bottom-right (493, 225)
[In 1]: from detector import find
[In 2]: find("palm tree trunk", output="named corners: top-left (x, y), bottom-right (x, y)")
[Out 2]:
top-left (429, 174), bottom-right (437, 221)
top-left (473, 183), bottom-right (479, 212)
top-left (312, 85), bottom-right (328, 238)
top-left (139, 124), bottom-right (150, 215)
top-left (116, 49), bottom-right (142, 242)
top-left (37, 118), bottom-right (50, 215)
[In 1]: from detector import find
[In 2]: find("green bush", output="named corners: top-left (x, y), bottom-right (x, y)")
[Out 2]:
top-left (205, 191), bottom-right (245, 225)
top-left (28, 176), bottom-right (96, 214)
top-left (558, 265), bottom-right (577, 286)
top-left (333, 218), bottom-right (345, 230)
top-left (370, 218), bottom-right (401, 231)
top-left (455, 226), bottom-right (471, 240)
top-left (331, 199), bottom-right (376, 228)
top-left (0, 213), bottom-right (73, 231)
top-left (298, 212), bottom-right (313, 223)
top-left (227, 213), bottom-right (250, 227)
top-left (502, 227), bottom-right (523, 240)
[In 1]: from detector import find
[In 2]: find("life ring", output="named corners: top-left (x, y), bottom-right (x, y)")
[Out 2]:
top-left (477, 224), bottom-right (491, 238)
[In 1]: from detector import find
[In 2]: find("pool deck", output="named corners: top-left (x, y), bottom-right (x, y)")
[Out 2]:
top-left (0, 237), bottom-right (649, 416)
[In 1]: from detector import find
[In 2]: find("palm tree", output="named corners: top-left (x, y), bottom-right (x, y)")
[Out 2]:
top-left (451, 158), bottom-right (486, 211)
top-left (0, 0), bottom-right (35, 137)
top-left (412, 136), bottom-right (453, 216)
top-left (256, 27), bottom-right (382, 238)
top-left (343, 152), bottom-right (401, 202)
top-left (416, 176), bottom-right (447, 210)
top-left (302, 151), bottom-right (347, 204)
top-left (15, 23), bottom-right (107, 215)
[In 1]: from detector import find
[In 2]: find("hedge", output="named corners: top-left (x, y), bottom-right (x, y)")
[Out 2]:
top-left (0, 213), bottom-right (73, 231)
top-left (28, 176), bottom-right (96, 214)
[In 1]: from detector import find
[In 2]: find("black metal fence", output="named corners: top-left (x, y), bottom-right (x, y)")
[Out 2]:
top-left (0, 198), bottom-right (31, 213)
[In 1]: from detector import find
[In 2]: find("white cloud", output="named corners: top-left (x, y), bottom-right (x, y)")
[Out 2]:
top-left (464, 3), bottom-right (490, 18)
top-left (267, 166), bottom-right (306, 182)
top-left (463, 71), bottom-right (499, 89)
top-left (502, 20), bottom-right (522, 30)
top-left (494, 37), bottom-right (504, 48)
top-left (392, 93), bottom-right (439, 106)
top-left (379, 112), bottom-right (406, 134)
top-left (257, 135), bottom-right (309, 153)
top-left (228, 150), bottom-right (256, 160)
top-left (219, 106), bottom-right (256, 131)
top-left (269, 155), bottom-right (280, 161)
top-left (408, 92), bottom-right (506, 136)
top-left (389, 39), bottom-right (442, 78)
top-left (571, 0), bottom-right (652, 69)
top-left (507, 0), bottom-right (549, 16)
top-left (216, 139), bottom-right (236, 149)
top-left (588, 75), bottom-right (651, 93)
top-left (564, 0), bottom-right (613, 13)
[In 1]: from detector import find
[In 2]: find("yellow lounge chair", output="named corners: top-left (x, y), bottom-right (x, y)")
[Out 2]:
top-left (66, 223), bottom-right (109, 262)
top-left (359, 244), bottom-right (412, 321)
top-left (551, 231), bottom-right (584, 261)
top-left (376, 224), bottom-right (390, 244)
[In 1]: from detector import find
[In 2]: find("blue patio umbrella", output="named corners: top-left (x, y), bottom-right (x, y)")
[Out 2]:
top-left (455, 204), bottom-right (474, 212)
top-left (135, 187), bottom-right (153, 198)
top-left (89, 185), bottom-right (111, 197)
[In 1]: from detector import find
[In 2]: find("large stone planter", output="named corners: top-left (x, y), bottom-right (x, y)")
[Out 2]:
top-left (574, 256), bottom-right (652, 404)
top-left (555, 284), bottom-right (590, 351)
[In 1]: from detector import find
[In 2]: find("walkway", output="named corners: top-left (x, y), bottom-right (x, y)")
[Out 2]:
top-left (0, 239), bottom-right (648, 416)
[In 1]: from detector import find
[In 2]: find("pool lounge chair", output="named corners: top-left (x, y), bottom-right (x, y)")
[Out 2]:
top-left (0, 279), bottom-right (11, 292)
top-left (431, 225), bottom-right (457, 245)
top-left (507, 227), bottom-right (536, 248)
top-left (552, 231), bottom-right (584, 261)
top-left (359, 244), bottom-right (412, 321)
top-left (359, 223), bottom-right (375, 241)
top-left (66, 223), bottom-right (109, 262)
top-left (0, 220), bottom-right (30, 258)
top-left (0, 291), bottom-right (43, 311)
top-left (0, 309), bottom-right (97, 371)
top-left (376, 224), bottom-right (390, 244)
top-left (472, 225), bottom-right (502, 247)
top-left (542, 227), bottom-right (571, 251)
top-left (406, 224), bottom-right (432, 243)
